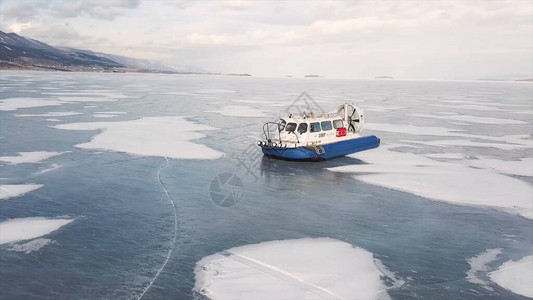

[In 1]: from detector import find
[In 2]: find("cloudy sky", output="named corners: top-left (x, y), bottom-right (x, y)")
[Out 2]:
top-left (1, 0), bottom-right (531, 79)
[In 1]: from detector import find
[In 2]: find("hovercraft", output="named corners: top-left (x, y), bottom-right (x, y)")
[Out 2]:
top-left (258, 103), bottom-right (380, 161)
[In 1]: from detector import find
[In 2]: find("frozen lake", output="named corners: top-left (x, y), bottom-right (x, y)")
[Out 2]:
top-left (0, 71), bottom-right (532, 299)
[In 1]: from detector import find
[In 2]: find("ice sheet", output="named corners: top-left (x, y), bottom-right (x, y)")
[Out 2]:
top-left (401, 139), bottom-right (530, 150)
top-left (365, 123), bottom-right (467, 137)
top-left (489, 255), bottom-right (533, 297)
top-left (194, 238), bottom-right (393, 300)
top-left (42, 91), bottom-right (117, 96)
top-left (0, 151), bottom-right (62, 164)
top-left (466, 248), bottom-right (502, 290)
top-left (0, 184), bottom-right (43, 200)
top-left (430, 104), bottom-right (501, 111)
top-left (443, 100), bottom-right (527, 108)
top-left (0, 217), bottom-right (73, 244)
top-left (232, 99), bottom-right (272, 104)
top-left (15, 111), bottom-right (82, 117)
top-left (208, 105), bottom-right (268, 117)
top-left (53, 116), bottom-right (224, 160)
top-left (365, 123), bottom-right (533, 146)
top-left (0, 98), bottom-right (63, 111)
top-left (57, 97), bottom-right (117, 102)
top-left (327, 147), bottom-right (533, 219)
top-left (8, 238), bottom-right (53, 253)
top-left (409, 113), bottom-right (527, 125)
top-left (43, 92), bottom-right (128, 98)
top-left (363, 105), bottom-right (403, 112)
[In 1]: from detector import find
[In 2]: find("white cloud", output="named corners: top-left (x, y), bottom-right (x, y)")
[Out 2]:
top-left (0, 0), bottom-right (531, 79)
top-left (51, 0), bottom-right (141, 20)
top-left (5, 22), bottom-right (34, 34)
top-left (2, 2), bottom-right (41, 22)
top-left (218, 0), bottom-right (255, 11)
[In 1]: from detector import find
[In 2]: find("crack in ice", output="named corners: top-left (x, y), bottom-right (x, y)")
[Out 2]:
top-left (137, 157), bottom-right (178, 299)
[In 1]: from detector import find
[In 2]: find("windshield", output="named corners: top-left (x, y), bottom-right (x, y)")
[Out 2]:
top-left (298, 123), bottom-right (308, 133)
top-left (285, 122), bottom-right (297, 132)
top-left (310, 122), bottom-right (321, 132)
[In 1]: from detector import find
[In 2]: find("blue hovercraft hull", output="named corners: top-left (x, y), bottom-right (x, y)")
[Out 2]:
top-left (260, 135), bottom-right (380, 161)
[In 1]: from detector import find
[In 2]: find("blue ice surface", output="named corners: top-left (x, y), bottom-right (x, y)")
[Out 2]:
top-left (0, 71), bottom-right (531, 299)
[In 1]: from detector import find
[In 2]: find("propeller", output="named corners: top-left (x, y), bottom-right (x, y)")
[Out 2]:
top-left (337, 103), bottom-right (361, 132)
top-left (348, 108), bottom-right (358, 131)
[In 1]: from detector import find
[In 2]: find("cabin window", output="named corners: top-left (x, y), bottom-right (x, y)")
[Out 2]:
top-left (310, 122), bottom-right (321, 132)
top-left (285, 122), bottom-right (297, 132)
top-left (297, 123), bottom-right (308, 134)
top-left (321, 121), bottom-right (332, 131)
top-left (333, 119), bottom-right (344, 129)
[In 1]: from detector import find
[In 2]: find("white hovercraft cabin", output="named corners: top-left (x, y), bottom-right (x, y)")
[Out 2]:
top-left (258, 103), bottom-right (380, 161)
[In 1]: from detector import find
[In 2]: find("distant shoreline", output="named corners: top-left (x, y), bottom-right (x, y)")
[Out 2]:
top-left (0, 61), bottom-right (252, 76)
top-left (1, 65), bottom-right (531, 82)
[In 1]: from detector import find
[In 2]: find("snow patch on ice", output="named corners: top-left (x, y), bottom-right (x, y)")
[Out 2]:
top-left (52, 116), bottom-right (224, 160)
top-left (466, 248), bottom-right (502, 290)
top-left (489, 255), bottom-right (533, 298)
top-left (366, 123), bottom-right (532, 147)
top-left (15, 111), bottom-right (81, 117)
top-left (94, 111), bottom-right (127, 115)
top-left (194, 238), bottom-right (395, 300)
top-left (0, 217), bottom-right (73, 244)
top-left (0, 98), bottom-right (63, 111)
top-left (8, 238), bottom-right (53, 253)
top-left (0, 151), bottom-right (62, 165)
top-left (425, 153), bottom-right (465, 160)
top-left (410, 113), bottom-right (527, 125)
top-left (0, 184), bottom-right (43, 200)
top-left (424, 154), bottom-right (532, 176)
top-left (450, 122), bottom-right (470, 126)
top-left (34, 164), bottom-right (62, 175)
top-left (512, 110), bottom-right (533, 115)
top-left (327, 147), bottom-right (533, 219)
top-left (469, 157), bottom-right (533, 177)
top-left (93, 114), bottom-right (118, 118)
top-left (208, 105), bottom-right (268, 117)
